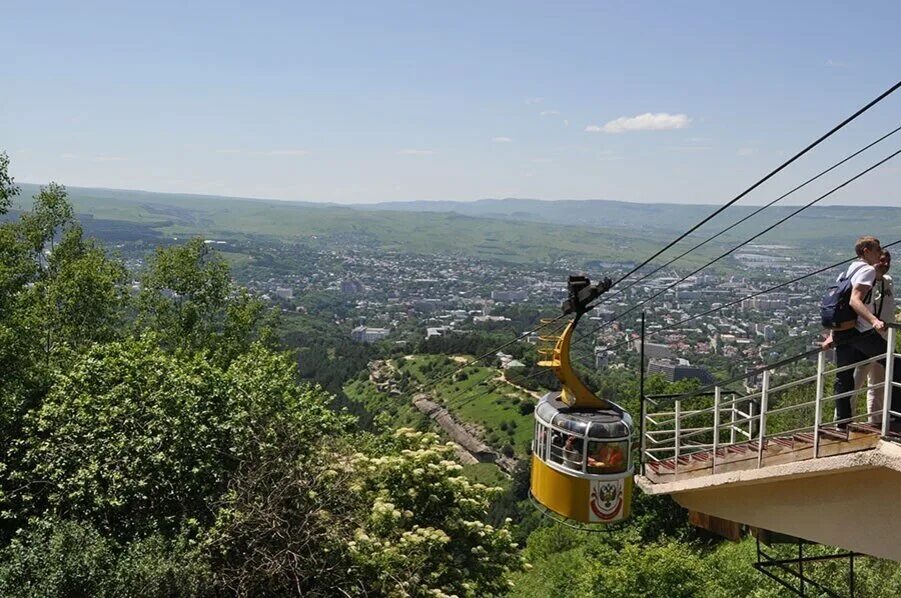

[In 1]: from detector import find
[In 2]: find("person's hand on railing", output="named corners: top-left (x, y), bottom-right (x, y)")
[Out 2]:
top-left (822, 333), bottom-right (834, 351)
top-left (873, 318), bottom-right (886, 333)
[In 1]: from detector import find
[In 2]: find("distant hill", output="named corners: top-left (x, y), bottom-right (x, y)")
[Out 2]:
top-left (366, 197), bottom-right (901, 242)
top-left (10, 184), bottom-right (679, 266)
top-left (12, 183), bottom-right (901, 264)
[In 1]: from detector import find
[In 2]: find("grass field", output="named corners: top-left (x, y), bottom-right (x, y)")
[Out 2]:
top-left (461, 462), bottom-right (511, 490)
top-left (343, 378), bottom-right (429, 430)
top-left (395, 355), bottom-right (538, 457)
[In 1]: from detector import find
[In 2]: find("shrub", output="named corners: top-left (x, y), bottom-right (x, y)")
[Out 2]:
top-left (0, 519), bottom-right (213, 598)
top-left (18, 338), bottom-right (343, 539)
top-left (0, 519), bottom-right (116, 597)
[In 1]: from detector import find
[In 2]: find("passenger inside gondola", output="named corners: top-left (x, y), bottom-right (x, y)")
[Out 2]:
top-left (587, 440), bottom-right (626, 474)
top-left (563, 434), bottom-right (584, 469)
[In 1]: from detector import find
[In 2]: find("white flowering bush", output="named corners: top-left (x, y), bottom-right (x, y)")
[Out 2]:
top-left (207, 428), bottom-right (524, 596)
top-left (347, 429), bottom-right (525, 597)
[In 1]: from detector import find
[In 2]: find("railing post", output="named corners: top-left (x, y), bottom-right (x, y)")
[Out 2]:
top-left (638, 312), bottom-right (646, 474)
top-left (712, 387), bottom-right (721, 474)
top-left (639, 397), bottom-right (648, 476)
top-left (674, 400), bottom-right (681, 477)
top-left (882, 326), bottom-right (896, 436)
top-left (730, 399), bottom-right (737, 444)
top-left (814, 350), bottom-right (826, 458)
top-left (757, 370), bottom-right (770, 468)
top-left (749, 400), bottom-right (756, 439)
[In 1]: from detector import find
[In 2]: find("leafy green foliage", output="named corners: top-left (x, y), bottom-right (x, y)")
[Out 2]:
top-left (346, 430), bottom-right (525, 597)
top-left (0, 152), bottom-right (16, 215)
top-left (206, 429), bottom-right (525, 597)
top-left (0, 519), bottom-right (212, 598)
top-left (18, 338), bottom-right (342, 539)
top-left (138, 238), bottom-right (275, 361)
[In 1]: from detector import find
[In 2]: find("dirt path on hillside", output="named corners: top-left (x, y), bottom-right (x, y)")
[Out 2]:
top-left (494, 374), bottom-right (544, 400)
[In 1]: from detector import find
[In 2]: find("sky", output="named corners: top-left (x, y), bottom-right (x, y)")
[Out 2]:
top-left (2, 0), bottom-right (900, 205)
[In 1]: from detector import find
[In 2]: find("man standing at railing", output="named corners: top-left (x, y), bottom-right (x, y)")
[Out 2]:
top-left (851, 250), bottom-right (895, 424)
top-left (823, 237), bottom-right (901, 429)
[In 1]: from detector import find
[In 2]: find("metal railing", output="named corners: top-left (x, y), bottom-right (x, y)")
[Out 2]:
top-left (641, 325), bottom-right (901, 480)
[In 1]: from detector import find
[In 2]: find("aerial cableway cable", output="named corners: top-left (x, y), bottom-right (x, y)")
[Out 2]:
top-left (607, 80), bottom-right (901, 290)
top-left (608, 80), bottom-right (900, 290)
top-left (595, 237), bottom-right (901, 360)
top-left (575, 146), bottom-right (901, 346)
top-left (605, 123), bottom-right (901, 300)
top-left (473, 237), bottom-right (900, 411)
top-left (410, 81), bottom-right (901, 393)
top-left (453, 368), bottom-right (550, 411)
top-left (424, 312), bottom-right (569, 388)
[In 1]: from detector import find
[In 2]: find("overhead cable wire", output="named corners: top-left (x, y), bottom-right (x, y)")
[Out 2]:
top-left (422, 313), bottom-right (569, 389)
top-left (412, 81), bottom-right (900, 394)
top-left (576, 147), bottom-right (901, 345)
top-left (453, 368), bottom-right (551, 410)
top-left (596, 237), bottom-right (901, 357)
top-left (608, 80), bottom-right (901, 290)
top-left (606, 123), bottom-right (901, 299)
top-left (647, 326), bottom-right (889, 406)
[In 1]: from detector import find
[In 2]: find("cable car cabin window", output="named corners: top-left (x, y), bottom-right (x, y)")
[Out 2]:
top-left (534, 421), bottom-right (549, 459)
top-left (548, 430), bottom-right (584, 471)
top-left (535, 400), bottom-right (557, 425)
top-left (586, 440), bottom-right (627, 474)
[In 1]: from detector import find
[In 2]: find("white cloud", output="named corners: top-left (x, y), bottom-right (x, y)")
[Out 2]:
top-left (826, 59), bottom-right (850, 68)
top-left (531, 157), bottom-right (553, 164)
top-left (216, 149), bottom-right (308, 156)
top-left (265, 149), bottom-right (308, 156)
top-left (669, 145), bottom-right (712, 151)
top-left (586, 112), bottom-right (691, 134)
top-left (93, 155), bottom-right (127, 162)
top-left (524, 97), bottom-right (544, 105)
top-left (737, 147), bottom-right (755, 156)
top-left (540, 110), bottom-right (560, 116)
top-left (60, 153), bottom-right (78, 159)
top-left (398, 149), bottom-right (434, 156)
top-left (492, 137), bottom-right (513, 143)
top-left (563, 119), bottom-right (570, 128)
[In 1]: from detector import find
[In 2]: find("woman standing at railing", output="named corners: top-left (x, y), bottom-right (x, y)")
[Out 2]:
top-left (823, 237), bottom-right (901, 428)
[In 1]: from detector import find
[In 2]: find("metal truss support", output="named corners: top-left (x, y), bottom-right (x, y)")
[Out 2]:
top-left (754, 537), bottom-right (859, 597)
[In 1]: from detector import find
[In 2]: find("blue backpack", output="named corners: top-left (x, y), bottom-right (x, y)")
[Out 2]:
top-left (820, 263), bottom-right (870, 329)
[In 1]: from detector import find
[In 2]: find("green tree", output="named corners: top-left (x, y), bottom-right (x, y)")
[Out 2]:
top-left (208, 429), bottom-right (526, 597)
top-left (346, 429), bottom-right (525, 596)
top-left (0, 518), bottom-right (213, 598)
top-left (18, 338), bottom-right (342, 539)
top-left (0, 179), bottom-right (128, 536)
top-left (138, 238), bottom-right (274, 362)
top-left (0, 151), bottom-right (17, 215)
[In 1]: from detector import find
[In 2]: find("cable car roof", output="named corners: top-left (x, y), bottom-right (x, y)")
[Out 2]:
top-left (536, 391), bottom-right (633, 439)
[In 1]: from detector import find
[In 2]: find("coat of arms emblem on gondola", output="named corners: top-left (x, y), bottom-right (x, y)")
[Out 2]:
top-left (590, 479), bottom-right (624, 522)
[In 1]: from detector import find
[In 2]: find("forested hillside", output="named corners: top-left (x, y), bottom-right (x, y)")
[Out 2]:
top-left (0, 155), bottom-right (523, 596)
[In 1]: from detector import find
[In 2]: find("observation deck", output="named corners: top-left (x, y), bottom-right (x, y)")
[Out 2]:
top-left (636, 325), bottom-right (901, 561)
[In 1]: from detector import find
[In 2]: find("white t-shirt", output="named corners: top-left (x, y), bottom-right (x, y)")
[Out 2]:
top-left (842, 261), bottom-right (876, 332)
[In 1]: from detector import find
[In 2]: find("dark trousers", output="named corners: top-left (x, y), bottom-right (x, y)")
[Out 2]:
top-left (833, 328), bottom-right (901, 423)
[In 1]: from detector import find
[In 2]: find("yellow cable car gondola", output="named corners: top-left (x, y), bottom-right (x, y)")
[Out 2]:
top-left (530, 275), bottom-right (633, 525)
